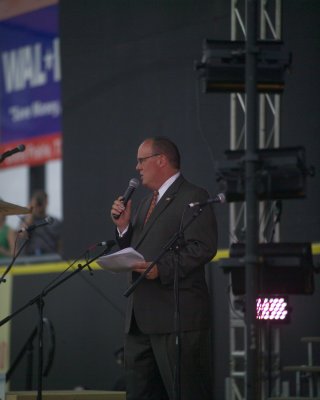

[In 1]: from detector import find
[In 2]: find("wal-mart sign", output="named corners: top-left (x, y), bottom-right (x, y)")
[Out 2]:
top-left (0, 5), bottom-right (62, 168)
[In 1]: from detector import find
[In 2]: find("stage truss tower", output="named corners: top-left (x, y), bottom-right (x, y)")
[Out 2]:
top-left (227, 1), bottom-right (283, 399)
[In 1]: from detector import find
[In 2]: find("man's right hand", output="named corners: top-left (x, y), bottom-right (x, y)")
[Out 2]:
top-left (110, 197), bottom-right (131, 232)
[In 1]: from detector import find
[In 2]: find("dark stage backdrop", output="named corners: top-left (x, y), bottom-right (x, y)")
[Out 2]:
top-left (60, 0), bottom-right (231, 257)
top-left (10, 1), bottom-right (320, 398)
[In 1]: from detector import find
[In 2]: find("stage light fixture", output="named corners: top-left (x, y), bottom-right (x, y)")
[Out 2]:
top-left (256, 296), bottom-right (289, 321)
top-left (196, 39), bottom-right (291, 93)
top-left (215, 146), bottom-right (314, 202)
top-left (220, 242), bottom-right (315, 296)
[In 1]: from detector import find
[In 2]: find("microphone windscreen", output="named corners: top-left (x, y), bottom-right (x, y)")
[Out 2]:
top-left (129, 178), bottom-right (139, 189)
top-left (17, 144), bottom-right (26, 152)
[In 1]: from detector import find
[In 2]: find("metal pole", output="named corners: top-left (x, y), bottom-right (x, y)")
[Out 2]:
top-left (245, 0), bottom-right (259, 399)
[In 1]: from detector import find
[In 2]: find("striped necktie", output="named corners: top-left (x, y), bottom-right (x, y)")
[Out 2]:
top-left (144, 190), bottom-right (158, 225)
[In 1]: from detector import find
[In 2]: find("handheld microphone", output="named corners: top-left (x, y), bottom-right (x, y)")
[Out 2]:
top-left (19, 216), bottom-right (53, 233)
top-left (188, 192), bottom-right (226, 208)
top-left (113, 178), bottom-right (140, 219)
top-left (0, 144), bottom-right (25, 162)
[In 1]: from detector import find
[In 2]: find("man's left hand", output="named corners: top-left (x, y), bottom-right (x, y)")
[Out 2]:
top-left (132, 261), bottom-right (159, 280)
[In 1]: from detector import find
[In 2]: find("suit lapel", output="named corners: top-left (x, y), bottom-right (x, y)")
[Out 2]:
top-left (133, 175), bottom-right (185, 250)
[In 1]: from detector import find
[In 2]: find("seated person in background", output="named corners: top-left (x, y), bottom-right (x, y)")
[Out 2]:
top-left (0, 213), bottom-right (16, 257)
top-left (19, 190), bottom-right (62, 256)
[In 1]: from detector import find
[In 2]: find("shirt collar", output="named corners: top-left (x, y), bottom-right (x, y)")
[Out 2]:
top-left (157, 172), bottom-right (180, 202)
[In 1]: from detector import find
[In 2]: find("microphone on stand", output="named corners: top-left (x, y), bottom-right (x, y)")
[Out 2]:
top-left (188, 192), bottom-right (226, 208)
top-left (113, 177), bottom-right (140, 219)
top-left (87, 240), bottom-right (116, 251)
top-left (0, 144), bottom-right (25, 163)
top-left (18, 216), bottom-right (53, 233)
top-left (83, 240), bottom-right (116, 274)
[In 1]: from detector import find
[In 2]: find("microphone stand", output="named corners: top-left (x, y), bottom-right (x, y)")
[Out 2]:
top-left (123, 206), bottom-right (204, 297)
top-left (0, 226), bottom-right (53, 285)
top-left (0, 240), bottom-right (115, 400)
top-left (123, 205), bottom-right (206, 400)
top-left (0, 237), bottom-right (30, 285)
top-left (173, 234), bottom-right (183, 400)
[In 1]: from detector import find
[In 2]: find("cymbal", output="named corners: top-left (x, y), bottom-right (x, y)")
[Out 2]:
top-left (0, 199), bottom-right (30, 216)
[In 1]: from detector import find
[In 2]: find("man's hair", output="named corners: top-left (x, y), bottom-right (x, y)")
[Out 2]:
top-left (150, 136), bottom-right (181, 169)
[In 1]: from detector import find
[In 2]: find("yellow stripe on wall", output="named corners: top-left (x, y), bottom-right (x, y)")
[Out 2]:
top-left (0, 261), bottom-right (103, 276)
top-left (0, 243), bottom-right (319, 276)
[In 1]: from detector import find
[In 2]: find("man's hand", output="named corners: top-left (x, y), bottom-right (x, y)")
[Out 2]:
top-left (132, 261), bottom-right (159, 280)
top-left (110, 197), bottom-right (131, 232)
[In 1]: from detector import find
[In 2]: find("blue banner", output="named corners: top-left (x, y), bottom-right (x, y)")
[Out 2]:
top-left (0, 4), bottom-right (62, 167)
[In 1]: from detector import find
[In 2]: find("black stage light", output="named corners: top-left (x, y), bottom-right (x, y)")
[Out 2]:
top-left (220, 242), bottom-right (315, 296)
top-left (196, 40), bottom-right (291, 93)
top-left (215, 146), bottom-right (314, 202)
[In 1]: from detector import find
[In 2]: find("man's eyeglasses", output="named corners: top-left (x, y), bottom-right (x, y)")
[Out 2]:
top-left (137, 153), bottom-right (161, 164)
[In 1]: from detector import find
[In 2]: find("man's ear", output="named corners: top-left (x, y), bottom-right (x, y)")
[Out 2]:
top-left (157, 154), bottom-right (166, 167)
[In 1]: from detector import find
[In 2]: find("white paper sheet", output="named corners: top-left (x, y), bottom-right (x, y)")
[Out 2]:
top-left (97, 247), bottom-right (145, 272)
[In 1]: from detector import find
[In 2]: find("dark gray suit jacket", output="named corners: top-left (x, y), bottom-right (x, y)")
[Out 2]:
top-left (118, 175), bottom-right (218, 334)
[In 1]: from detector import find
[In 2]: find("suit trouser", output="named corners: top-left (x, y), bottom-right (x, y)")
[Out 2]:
top-left (124, 318), bottom-right (213, 400)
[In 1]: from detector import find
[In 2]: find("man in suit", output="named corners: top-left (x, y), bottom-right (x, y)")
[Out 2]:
top-left (111, 137), bottom-right (217, 400)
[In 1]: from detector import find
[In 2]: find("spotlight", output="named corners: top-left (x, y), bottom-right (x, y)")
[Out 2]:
top-left (256, 296), bottom-right (289, 321)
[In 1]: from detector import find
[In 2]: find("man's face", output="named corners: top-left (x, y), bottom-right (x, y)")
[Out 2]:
top-left (136, 140), bottom-right (161, 190)
top-left (30, 196), bottom-right (47, 218)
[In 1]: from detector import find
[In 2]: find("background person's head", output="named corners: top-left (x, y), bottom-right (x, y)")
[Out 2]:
top-left (30, 190), bottom-right (48, 219)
